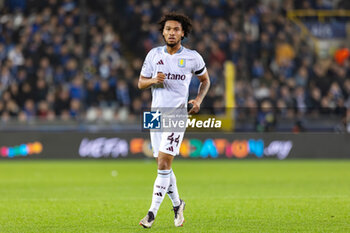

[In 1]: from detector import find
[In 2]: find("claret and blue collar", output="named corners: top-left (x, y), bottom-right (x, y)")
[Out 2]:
top-left (163, 45), bottom-right (183, 54)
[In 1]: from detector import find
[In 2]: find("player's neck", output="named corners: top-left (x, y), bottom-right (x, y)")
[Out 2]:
top-left (166, 43), bottom-right (182, 55)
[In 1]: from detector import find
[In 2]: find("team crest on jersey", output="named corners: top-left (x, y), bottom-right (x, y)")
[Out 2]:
top-left (178, 58), bottom-right (186, 68)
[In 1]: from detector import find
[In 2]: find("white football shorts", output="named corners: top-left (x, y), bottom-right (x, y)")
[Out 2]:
top-left (150, 131), bottom-right (185, 157)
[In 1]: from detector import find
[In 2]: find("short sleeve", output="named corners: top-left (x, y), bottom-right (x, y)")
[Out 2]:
top-left (193, 51), bottom-right (207, 76)
top-left (140, 49), bottom-right (155, 78)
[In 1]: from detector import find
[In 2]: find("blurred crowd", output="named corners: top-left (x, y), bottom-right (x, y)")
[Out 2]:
top-left (0, 0), bottom-right (132, 122)
top-left (0, 0), bottom-right (350, 131)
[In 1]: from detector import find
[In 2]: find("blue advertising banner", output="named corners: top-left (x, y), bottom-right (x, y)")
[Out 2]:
top-left (304, 21), bottom-right (347, 39)
top-left (0, 132), bottom-right (349, 160)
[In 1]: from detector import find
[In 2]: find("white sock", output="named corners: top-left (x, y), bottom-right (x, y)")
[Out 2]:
top-left (149, 169), bottom-right (171, 217)
top-left (167, 169), bottom-right (181, 207)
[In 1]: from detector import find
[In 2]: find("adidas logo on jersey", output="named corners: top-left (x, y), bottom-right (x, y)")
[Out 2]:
top-left (166, 146), bottom-right (174, 152)
top-left (156, 60), bottom-right (164, 65)
top-left (154, 192), bottom-right (163, 197)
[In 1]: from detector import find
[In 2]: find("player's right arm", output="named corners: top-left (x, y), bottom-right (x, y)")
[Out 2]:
top-left (138, 48), bottom-right (165, 89)
top-left (138, 72), bottom-right (165, 90)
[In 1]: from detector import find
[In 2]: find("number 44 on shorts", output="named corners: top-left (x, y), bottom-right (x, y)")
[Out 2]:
top-left (167, 133), bottom-right (180, 146)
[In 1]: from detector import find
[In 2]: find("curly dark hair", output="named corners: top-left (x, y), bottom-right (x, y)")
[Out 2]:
top-left (158, 12), bottom-right (193, 40)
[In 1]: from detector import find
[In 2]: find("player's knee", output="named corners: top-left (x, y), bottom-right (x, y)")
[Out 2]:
top-left (158, 159), bottom-right (171, 170)
top-left (157, 151), bottom-right (173, 170)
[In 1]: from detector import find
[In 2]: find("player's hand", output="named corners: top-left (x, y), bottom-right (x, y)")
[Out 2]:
top-left (188, 99), bottom-right (200, 114)
top-left (154, 72), bottom-right (165, 84)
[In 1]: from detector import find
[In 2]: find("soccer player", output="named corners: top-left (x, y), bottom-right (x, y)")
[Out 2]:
top-left (138, 12), bottom-right (210, 228)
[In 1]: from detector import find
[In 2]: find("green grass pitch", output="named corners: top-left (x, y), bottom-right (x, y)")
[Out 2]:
top-left (0, 160), bottom-right (349, 232)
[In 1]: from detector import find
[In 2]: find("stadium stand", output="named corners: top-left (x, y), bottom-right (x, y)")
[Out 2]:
top-left (0, 0), bottom-right (349, 132)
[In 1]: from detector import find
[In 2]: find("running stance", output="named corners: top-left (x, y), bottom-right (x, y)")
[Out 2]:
top-left (138, 12), bottom-right (210, 228)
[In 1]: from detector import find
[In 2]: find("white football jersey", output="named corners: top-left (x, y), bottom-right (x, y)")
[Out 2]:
top-left (141, 45), bottom-right (206, 108)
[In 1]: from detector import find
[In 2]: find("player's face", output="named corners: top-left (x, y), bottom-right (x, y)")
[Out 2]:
top-left (163, 20), bottom-right (184, 47)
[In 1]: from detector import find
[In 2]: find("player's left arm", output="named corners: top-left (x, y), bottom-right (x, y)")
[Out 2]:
top-left (188, 71), bottom-right (210, 114)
